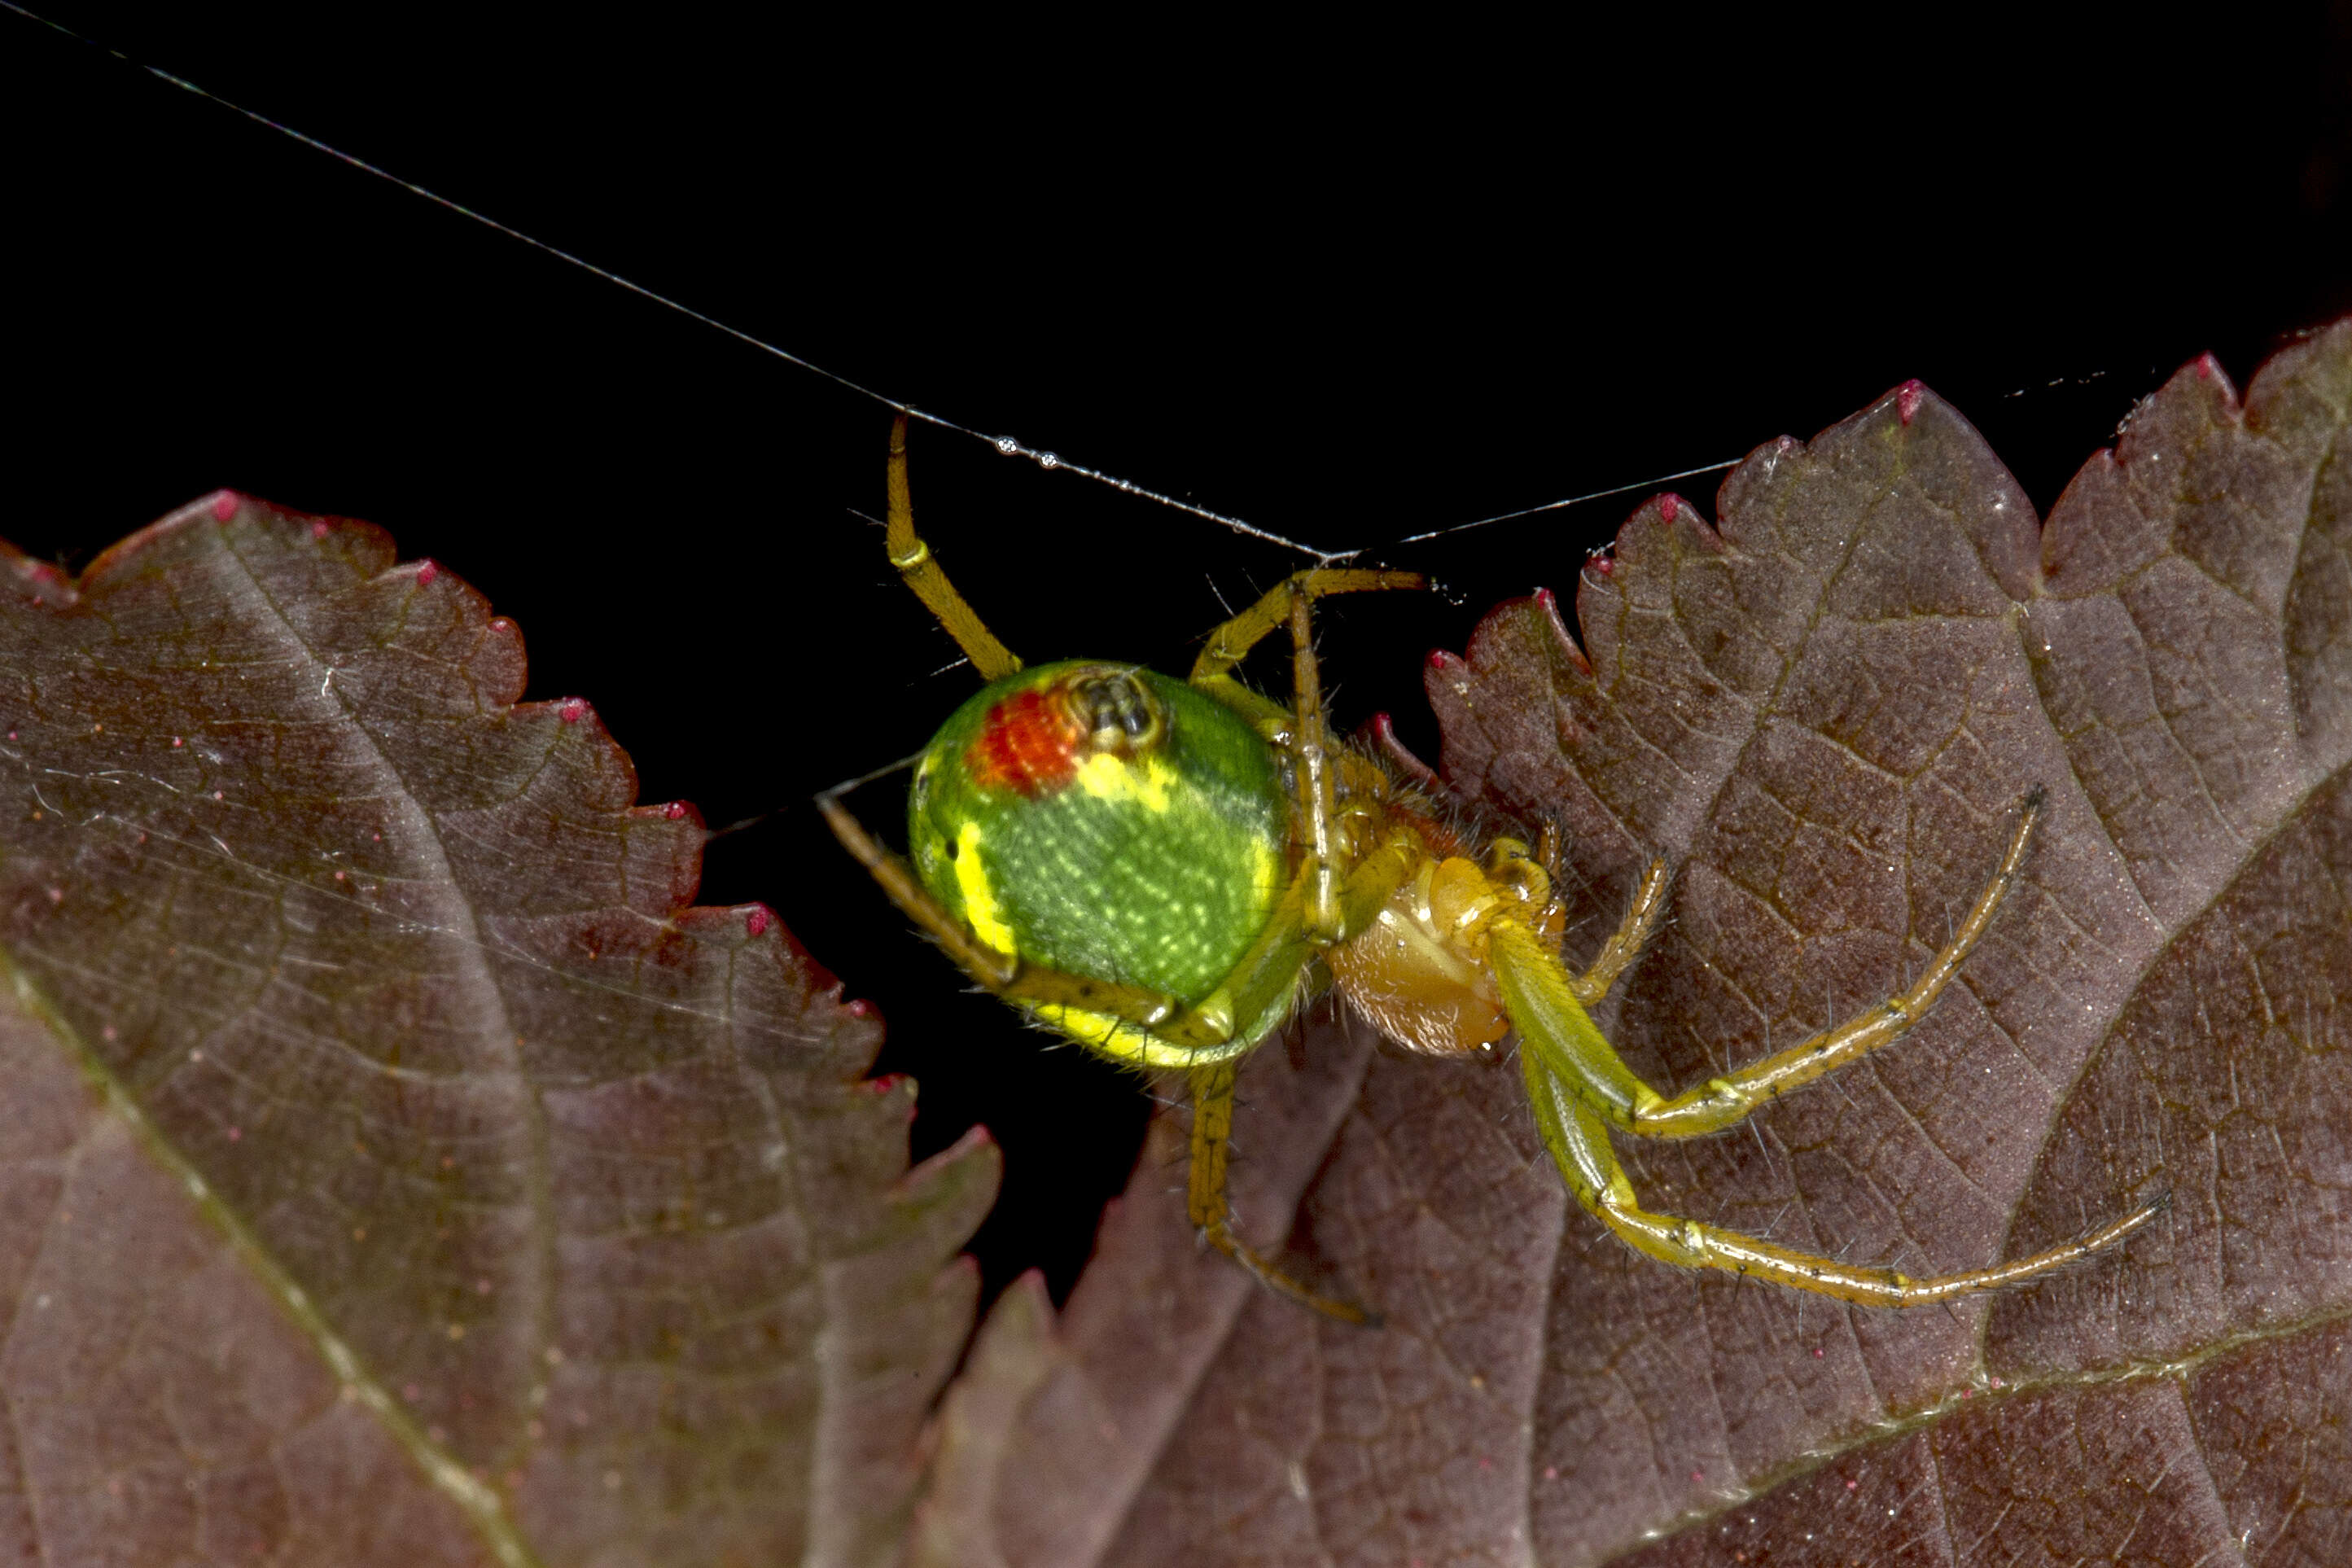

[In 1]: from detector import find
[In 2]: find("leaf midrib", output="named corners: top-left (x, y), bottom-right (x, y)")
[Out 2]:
top-left (201, 514), bottom-right (555, 1560)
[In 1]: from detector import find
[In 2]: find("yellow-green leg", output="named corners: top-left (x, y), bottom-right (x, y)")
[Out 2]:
top-left (1188, 567), bottom-right (1426, 692)
top-left (1631, 789), bottom-right (2047, 1139)
top-left (1521, 1048), bottom-right (2165, 1305)
top-left (884, 413), bottom-right (1023, 681)
top-left (1492, 791), bottom-right (2162, 1303)
top-left (1189, 1058), bottom-right (1376, 1325)
top-left (1172, 568), bottom-right (1421, 1321)
top-left (1500, 792), bottom-right (2048, 1139)
top-left (1571, 856), bottom-right (1672, 1006)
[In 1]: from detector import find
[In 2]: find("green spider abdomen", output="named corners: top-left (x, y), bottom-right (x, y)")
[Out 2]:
top-left (908, 660), bottom-right (1290, 1066)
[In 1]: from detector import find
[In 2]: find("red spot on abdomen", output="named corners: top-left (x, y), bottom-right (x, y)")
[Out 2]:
top-left (966, 686), bottom-right (1083, 795)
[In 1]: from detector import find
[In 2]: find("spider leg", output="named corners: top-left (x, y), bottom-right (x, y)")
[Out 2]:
top-left (1172, 830), bottom-right (1415, 1323)
top-left (1488, 915), bottom-right (1661, 1124)
top-left (1189, 1058), bottom-right (1377, 1325)
top-left (1190, 572), bottom-right (1419, 938)
top-left (1570, 856), bottom-right (1672, 1006)
top-left (884, 414), bottom-right (1023, 681)
top-left (1520, 1048), bottom-right (2165, 1306)
top-left (1631, 790), bottom-right (2045, 1140)
top-left (1488, 795), bottom-right (2044, 1139)
top-left (1174, 581), bottom-right (1432, 1322)
top-left (1187, 567), bottom-right (1425, 693)
top-left (1487, 792), bottom-right (2157, 1302)
top-left (817, 787), bottom-right (1019, 987)
top-left (1285, 592), bottom-right (1347, 941)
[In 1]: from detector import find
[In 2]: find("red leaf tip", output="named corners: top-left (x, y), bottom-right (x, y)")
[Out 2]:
top-left (745, 906), bottom-right (773, 937)
top-left (662, 801), bottom-right (686, 820)
top-left (1896, 379), bottom-right (1925, 425)
top-left (2197, 352), bottom-right (2220, 379)
top-left (1533, 586), bottom-right (1557, 611)
top-left (309, 520), bottom-right (330, 540)
top-left (415, 561), bottom-right (440, 588)
top-left (559, 699), bottom-right (586, 724)
top-left (1658, 495), bottom-right (1679, 523)
top-left (209, 492), bottom-right (236, 522)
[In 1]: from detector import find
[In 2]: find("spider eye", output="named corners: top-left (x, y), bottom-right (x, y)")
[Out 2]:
top-left (1065, 671), bottom-right (1163, 755)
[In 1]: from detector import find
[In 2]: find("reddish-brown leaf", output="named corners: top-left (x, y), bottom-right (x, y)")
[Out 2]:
top-left (0, 501), bottom-right (996, 1566)
top-left (921, 322), bottom-right (2352, 1564)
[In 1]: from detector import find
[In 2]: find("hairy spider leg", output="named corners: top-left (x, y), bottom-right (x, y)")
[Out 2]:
top-left (1188, 567), bottom-right (1426, 698)
top-left (1484, 790), bottom-right (2161, 1304)
top-left (1494, 793), bottom-right (2047, 1137)
top-left (1628, 788), bottom-right (2050, 1139)
top-left (1288, 592), bottom-right (1342, 940)
top-left (1521, 1059), bottom-right (2166, 1305)
top-left (1569, 856), bottom-right (1672, 1007)
top-left (885, 412), bottom-right (1022, 681)
top-left (1186, 1055), bottom-right (1372, 1323)
top-left (1176, 567), bottom-right (1421, 1323)
top-left (1171, 823), bottom-right (1427, 1322)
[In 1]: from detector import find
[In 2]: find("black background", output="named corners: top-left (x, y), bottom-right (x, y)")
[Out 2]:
top-left (8, 5), bottom-right (2352, 1309)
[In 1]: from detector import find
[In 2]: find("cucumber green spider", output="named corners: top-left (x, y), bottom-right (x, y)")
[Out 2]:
top-left (820, 416), bottom-right (2162, 1324)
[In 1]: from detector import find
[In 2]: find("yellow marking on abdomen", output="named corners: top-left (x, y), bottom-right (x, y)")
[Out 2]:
top-left (1032, 1004), bottom-right (1255, 1069)
top-left (1246, 836), bottom-right (1279, 908)
top-left (1075, 752), bottom-right (1176, 812)
top-left (953, 821), bottom-right (1017, 955)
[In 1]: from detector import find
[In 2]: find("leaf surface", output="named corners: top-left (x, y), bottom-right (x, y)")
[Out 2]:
top-left (0, 501), bottom-right (995, 1566)
top-left (919, 323), bottom-right (2352, 1564)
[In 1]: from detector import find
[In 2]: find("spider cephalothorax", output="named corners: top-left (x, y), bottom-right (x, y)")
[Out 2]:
top-left (821, 415), bottom-right (2160, 1323)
